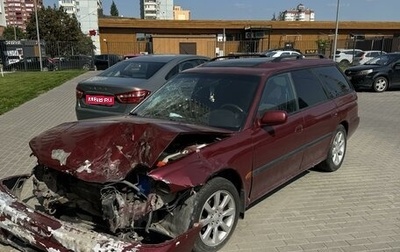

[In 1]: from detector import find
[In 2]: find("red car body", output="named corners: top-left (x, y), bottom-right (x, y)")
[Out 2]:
top-left (0, 56), bottom-right (359, 252)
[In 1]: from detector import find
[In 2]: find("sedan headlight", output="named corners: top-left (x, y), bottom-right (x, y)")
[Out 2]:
top-left (358, 69), bottom-right (373, 75)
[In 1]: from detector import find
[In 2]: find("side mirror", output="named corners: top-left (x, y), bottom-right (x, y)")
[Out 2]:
top-left (259, 110), bottom-right (288, 126)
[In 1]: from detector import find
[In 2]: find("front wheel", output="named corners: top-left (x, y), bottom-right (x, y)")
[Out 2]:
top-left (317, 124), bottom-right (347, 172)
top-left (372, 76), bottom-right (388, 92)
top-left (191, 178), bottom-right (240, 252)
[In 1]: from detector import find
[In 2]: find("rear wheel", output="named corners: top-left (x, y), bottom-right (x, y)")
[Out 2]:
top-left (82, 64), bottom-right (90, 70)
top-left (372, 76), bottom-right (388, 92)
top-left (317, 125), bottom-right (347, 172)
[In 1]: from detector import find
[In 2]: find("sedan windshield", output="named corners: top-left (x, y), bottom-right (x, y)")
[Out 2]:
top-left (133, 73), bottom-right (260, 131)
top-left (99, 61), bottom-right (166, 79)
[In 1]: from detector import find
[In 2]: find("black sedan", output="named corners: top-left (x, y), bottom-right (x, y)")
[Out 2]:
top-left (344, 53), bottom-right (400, 92)
top-left (75, 54), bottom-right (210, 120)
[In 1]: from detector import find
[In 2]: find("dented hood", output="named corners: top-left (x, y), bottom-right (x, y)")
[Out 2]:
top-left (29, 116), bottom-right (228, 183)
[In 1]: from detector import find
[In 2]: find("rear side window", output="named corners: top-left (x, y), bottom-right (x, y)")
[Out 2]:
top-left (313, 66), bottom-right (352, 98)
top-left (291, 69), bottom-right (328, 109)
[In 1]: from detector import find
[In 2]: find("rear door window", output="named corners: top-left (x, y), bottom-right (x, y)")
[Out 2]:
top-left (291, 69), bottom-right (328, 109)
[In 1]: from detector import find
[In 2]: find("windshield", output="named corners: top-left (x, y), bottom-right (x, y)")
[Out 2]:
top-left (364, 54), bottom-right (397, 66)
top-left (265, 51), bottom-right (277, 57)
top-left (133, 73), bottom-right (260, 131)
top-left (99, 61), bottom-right (166, 79)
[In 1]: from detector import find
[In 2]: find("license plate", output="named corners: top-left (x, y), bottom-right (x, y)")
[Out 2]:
top-left (86, 95), bottom-right (114, 106)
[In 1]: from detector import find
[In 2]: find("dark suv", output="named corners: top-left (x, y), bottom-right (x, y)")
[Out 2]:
top-left (0, 55), bottom-right (359, 252)
top-left (344, 52), bottom-right (400, 92)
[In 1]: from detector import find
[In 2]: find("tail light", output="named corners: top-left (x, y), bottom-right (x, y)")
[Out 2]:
top-left (116, 89), bottom-right (150, 104)
top-left (76, 88), bottom-right (84, 99)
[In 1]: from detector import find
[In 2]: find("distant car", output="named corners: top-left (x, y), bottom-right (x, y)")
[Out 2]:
top-left (123, 53), bottom-right (144, 60)
top-left (334, 49), bottom-right (363, 67)
top-left (353, 50), bottom-right (387, 65)
top-left (3, 56), bottom-right (55, 71)
top-left (264, 50), bottom-right (302, 57)
top-left (344, 52), bottom-right (400, 92)
top-left (53, 55), bottom-right (94, 70)
top-left (75, 54), bottom-right (210, 120)
top-left (94, 54), bottom-right (123, 70)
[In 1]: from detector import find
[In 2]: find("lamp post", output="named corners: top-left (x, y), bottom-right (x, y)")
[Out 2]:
top-left (332, 0), bottom-right (340, 62)
top-left (103, 39), bottom-right (110, 68)
top-left (34, 0), bottom-right (43, 71)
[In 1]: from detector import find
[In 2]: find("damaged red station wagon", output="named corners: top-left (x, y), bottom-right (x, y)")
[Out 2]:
top-left (0, 55), bottom-right (359, 252)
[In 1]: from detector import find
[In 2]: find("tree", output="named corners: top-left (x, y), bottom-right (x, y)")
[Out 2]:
top-left (1, 26), bottom-right (26, 40)
top-left (110, 1), bottom-right (119, 17)
top-left (25, 5), bottom-right (94, 57)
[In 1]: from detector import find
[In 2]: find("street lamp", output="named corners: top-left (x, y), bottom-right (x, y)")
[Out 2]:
top-left (34, 0), bottom-right (43, 71)
top-left (332, 0), bottom-right (340, 62)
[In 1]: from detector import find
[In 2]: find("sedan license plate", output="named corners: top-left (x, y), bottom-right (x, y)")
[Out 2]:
top-left (86, 95), bottom-right (114, 106)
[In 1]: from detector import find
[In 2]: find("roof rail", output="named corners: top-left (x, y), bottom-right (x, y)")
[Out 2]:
top-left (211, 53), bottom-right (267, 61)
top-left (211, 53), bottom-right (326, 62)
top-left (271, 54), bottom-right (326, 62)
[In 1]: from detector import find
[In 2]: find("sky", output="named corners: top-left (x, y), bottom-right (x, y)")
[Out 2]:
top-left (44, 0), bottom-right (400, 22)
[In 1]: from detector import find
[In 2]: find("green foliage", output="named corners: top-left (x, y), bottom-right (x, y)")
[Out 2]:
top-left (24, 5), bottom-right (94, 57)
top-left (110, 1), bottom-right (119, 17)
top-left (0, 70), bottom-right (84, 115)
top-left (1, 26), bottom-right (26, 40)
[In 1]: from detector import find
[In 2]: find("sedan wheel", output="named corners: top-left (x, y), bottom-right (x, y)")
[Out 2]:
top-left (192, 178), bottom-right (240, 252)
top-left (82, 64), bottom-right (90, 70)
top-left (317, 124), bottom-right (347, 172)
top-left (372, 76), bottom-right (388, 92)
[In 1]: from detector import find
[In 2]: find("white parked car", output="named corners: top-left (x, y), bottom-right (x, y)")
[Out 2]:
top-left (334, 49), bottom-right (363, 67)
top-left (264, 50), bottom-right (302, 58)
top-left (353, 50), bottom-right (387, 65)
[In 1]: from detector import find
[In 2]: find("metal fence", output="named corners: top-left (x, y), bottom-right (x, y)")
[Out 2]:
top-left (2, 36), bottom-right (399, 72)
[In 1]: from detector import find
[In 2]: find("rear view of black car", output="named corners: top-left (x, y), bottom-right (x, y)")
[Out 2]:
top-left (344, 53), bottom-right (400, 92)
top-left (94, 54), bottom-right (123, 70)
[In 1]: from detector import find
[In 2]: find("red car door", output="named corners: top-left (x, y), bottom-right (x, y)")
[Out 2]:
top-left (250, 74), bottom-right (305, 202)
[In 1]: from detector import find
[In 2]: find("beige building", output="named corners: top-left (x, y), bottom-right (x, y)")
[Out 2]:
top-left (173, 5), bottom-right (190, 20)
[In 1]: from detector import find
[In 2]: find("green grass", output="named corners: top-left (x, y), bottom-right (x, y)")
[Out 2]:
top-left (0, 70), bottom-right (85, 115)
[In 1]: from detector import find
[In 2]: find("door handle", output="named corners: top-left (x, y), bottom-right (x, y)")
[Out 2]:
top-left (295, 125), bottom-right (303, 133)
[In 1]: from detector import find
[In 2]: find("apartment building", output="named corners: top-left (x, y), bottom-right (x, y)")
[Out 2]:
top-left (281, 4), bottom-right (315, 21)
top-left (59, 0), bottom-right (102, 54)
top-left (0, 1), bottom-right (6, 31)
top-left (140, 0), bottom-right (173, 20)
top-left (3, 0), bottom-right (43, 30)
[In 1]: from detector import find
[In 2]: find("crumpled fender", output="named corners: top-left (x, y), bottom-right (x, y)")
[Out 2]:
top-left (0, 175), bottom-right (201, 252)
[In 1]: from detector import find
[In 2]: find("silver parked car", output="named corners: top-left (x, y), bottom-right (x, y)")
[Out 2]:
top-left (75, 54), bottom-right (210, 120)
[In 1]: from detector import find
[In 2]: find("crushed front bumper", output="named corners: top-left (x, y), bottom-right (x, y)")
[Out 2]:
top-left (0, 175), bottom-right (200, 252)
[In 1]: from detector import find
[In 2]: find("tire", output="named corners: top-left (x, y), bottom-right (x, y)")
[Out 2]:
top-left (174, 177), bottom-right (240, 252)
top-left (372, 76), bottom-right (388, 92)
top-left (82, 64), bottom-right (90, 70)
top-left (317, 124), bottom-right (347, 172)
top-left (339, 60), bottom-right (350, 68)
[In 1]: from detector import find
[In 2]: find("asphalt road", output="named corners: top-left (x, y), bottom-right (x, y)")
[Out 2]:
top-left (0, 71), bottom-right (399, 251)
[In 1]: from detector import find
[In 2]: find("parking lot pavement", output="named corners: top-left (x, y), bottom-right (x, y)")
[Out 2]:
top-left (0, 73), bottom-right (399, 251)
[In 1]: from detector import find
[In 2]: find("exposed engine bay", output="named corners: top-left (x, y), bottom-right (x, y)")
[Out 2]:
top-left (23, 133), bottom-right (224, 244)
